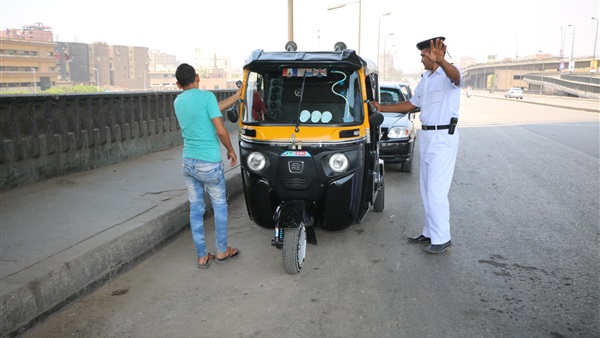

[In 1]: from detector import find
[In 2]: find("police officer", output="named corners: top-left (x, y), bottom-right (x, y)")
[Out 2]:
top-left (372, 37), bottom-right (461, 254)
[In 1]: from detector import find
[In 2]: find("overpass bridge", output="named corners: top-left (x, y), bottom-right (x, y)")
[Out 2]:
top-left (0, 88), bottom-right (598, 337)
top-left (462, 57), bottom-right (600, 99)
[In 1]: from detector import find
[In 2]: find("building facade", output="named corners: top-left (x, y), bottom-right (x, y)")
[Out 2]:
top-left (1, 22), bottom-right (243, 93)
top-left (56, 41), bottom-right (90, 84)
top-left (0, 38), bottom-right (58, 91)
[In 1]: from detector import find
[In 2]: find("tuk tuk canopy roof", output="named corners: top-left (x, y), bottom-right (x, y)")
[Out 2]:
top-left (243, 49), bottom-right (377, 75)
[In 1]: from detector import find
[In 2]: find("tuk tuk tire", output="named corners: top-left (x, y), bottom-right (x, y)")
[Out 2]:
top-left (283, 226), bottom-right (306, 274)
top-left (401, 143), bottom-right (415, 173)
top-left (374, 178), bottom-right (385, 212)
top-left (401, 156), bottom-right (413, 173)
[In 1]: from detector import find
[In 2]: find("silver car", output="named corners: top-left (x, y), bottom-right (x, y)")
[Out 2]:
top-left (378, 82), bottom-right (417, 172)
top-left (504, 87), bottom-right (524, 99)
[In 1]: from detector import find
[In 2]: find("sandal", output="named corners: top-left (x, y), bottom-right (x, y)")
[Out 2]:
top-left (197, 253), bottom-right (214, 269)
top-left (215, 247), bottom-right (240, 264)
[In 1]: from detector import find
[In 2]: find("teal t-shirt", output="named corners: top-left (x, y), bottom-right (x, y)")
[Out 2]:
top-left (174, 88), bottom-right (222, 162)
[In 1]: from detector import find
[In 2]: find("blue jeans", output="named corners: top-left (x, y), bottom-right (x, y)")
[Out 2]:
top-left (182, 158), bottom-right (228, 258)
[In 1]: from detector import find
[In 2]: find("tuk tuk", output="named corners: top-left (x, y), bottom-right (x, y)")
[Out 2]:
top-left (227, 42), bottom-right (385, 274)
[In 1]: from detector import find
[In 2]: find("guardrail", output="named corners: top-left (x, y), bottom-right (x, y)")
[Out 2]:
top-left (523, 74), bottom-right (600, 98)
top-left (0, 90), bottom-right (237, 191)
top-left (560, 74), bottom-right (600, 86)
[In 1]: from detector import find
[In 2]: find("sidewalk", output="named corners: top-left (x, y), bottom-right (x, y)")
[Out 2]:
top-left (469, 90), bottom-right (600, 113)
top-left (0, 130), bottom-right (242, 337)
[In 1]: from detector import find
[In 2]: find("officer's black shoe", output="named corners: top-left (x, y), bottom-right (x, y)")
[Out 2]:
top-left (424, 241), bottom-right (451, 254)
top-left (407, 234), bottom-right (431, 244)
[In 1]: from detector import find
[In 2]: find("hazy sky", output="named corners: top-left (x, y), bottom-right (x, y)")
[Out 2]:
top-left (2, 0), bottom-right (599, 73)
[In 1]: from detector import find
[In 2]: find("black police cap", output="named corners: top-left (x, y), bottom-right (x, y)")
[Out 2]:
top-left (416, 36), bottom-right (445, 50)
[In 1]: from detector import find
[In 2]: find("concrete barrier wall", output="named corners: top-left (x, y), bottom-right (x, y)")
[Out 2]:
top-left (0, 90), bottom-right (238, 192)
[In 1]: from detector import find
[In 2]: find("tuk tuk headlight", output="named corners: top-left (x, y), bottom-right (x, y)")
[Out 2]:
top-left (387, 126), bottom-right (410, 139)
top-left (328, 153), bottom-right (349, 172)
top-left (247, 152), bottom-right (266, 171)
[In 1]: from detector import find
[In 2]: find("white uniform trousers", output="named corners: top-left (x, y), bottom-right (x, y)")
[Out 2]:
top-left (418, 129), bottom-right (459, 245)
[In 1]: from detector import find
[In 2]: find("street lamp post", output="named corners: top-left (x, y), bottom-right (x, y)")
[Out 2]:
top-left (568, 24), bottom-right (576, 73)
top-left (515, 32), bottom-right (519, 60)
top-left (288, 0), bottom-right (294, 42)
top-left (383, 33), bottom-right (394, 81)
top-left (538, 50), bottom-right (545, 94)
top-left (560, 26), bottom-right (565, 58)
top-left (592, 17), bottom-right (599, 60)
top-left (144, 60), bottom-right (150, 90)
top-left (92, 68), bottom-right (100, 93)
top-left (327, 0), bottom-right (361, 54)
top-left (568, 25), bottom-right (576, 60)
top-left (516, 32), bottom-right (523, 86)
top-left (31, 68), bottom-right (37, 94)
top-left (377, 12), bottom-right (391, 69)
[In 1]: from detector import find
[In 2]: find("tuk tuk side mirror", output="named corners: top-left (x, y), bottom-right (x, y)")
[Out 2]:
top-left (226, 107), bottom-right (239, 123)
top-left (369, 111), bottom-right (384, 128)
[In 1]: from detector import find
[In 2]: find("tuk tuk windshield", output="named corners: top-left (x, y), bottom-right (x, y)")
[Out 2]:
top-left (242, 68), bottom-right (364, 125)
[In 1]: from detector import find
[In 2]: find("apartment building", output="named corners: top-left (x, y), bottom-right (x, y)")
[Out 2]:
top-left (0, 38), bottom-right (58, 91)
top-left (2, 22), bottom-right (238, 92)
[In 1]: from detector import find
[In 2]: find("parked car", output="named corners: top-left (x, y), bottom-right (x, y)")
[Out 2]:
top-left (378, 82), bottom-right (417, 172)
top-left (396, 81), bottom-right (414, 100)
top-left (504, 87), bottom-right (524, 99)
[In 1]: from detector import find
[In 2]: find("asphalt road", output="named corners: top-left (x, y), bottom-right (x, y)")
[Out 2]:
top-left (23, 96), bottom-right (600, 338)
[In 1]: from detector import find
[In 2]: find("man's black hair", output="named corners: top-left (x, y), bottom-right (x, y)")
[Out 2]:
top-left (175, 63), bottom-right (196, 87)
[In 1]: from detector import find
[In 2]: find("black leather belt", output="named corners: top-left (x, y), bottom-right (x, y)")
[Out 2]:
top-left (422, 124), bottom-right (450, 130)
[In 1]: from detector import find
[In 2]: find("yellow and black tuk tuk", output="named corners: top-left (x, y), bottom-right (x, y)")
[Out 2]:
top-left (228, 42), bottom-right (385, 273)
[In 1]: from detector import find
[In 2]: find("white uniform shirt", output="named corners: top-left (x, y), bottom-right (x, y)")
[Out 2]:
top-left (409, 65), bottom-right (462, 126)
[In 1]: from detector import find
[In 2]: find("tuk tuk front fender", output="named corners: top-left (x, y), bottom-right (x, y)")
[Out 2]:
top-left (320, 171), bottom-right (363, 231)
top-left (274, 200), bottom-right (314, 229)
top-left (273, 200), bottom-right (317, 246)
top-left (241, 169), bottom-right (276, 229)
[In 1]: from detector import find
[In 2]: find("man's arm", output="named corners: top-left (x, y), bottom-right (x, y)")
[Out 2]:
top-left (218, 89), bottom-right (241, 111)
top-left (371, 100), bottom-right (417, 113)
top-left (212, 117), bottom-right (237, 166)
top-left (438, 58), bottom-right (461, 86)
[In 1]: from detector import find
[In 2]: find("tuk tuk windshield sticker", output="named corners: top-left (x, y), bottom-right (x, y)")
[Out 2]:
top-left (283, 68), bottom-right (327, 77)
top-left (281, 150), bottom-right (311, 157)
top-left (299, 110), bottom-right (310, 122)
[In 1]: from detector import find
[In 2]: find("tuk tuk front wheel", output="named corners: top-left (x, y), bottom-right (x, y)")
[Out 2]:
top-left (283, 226), bottom-right (306, 274)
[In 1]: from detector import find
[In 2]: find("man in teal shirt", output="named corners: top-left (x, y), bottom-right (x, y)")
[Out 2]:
top-left (174, 63), bottom-right (240, 268)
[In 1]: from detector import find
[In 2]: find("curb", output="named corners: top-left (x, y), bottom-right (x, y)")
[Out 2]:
top-left (0, 168), bottom-right (244, 338)
top-left (469, 94), bottom-right (600, 113)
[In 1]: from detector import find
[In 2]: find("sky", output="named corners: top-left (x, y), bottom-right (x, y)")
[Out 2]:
top-left (1, 0), bottom-right (599, 74)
